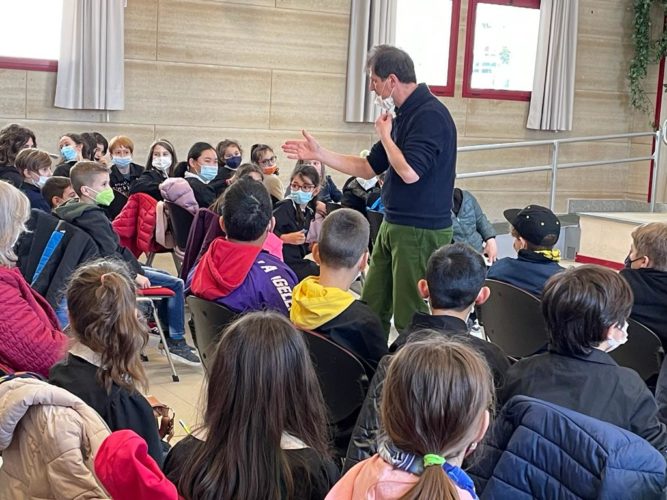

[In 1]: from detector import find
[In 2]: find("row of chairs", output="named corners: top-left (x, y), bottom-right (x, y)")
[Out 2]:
top-left (477, 279), bottom-right (663, 381)
top-left (187, 296), bottom-right (369, 456)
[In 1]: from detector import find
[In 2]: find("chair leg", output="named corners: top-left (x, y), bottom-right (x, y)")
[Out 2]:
top-left (144, 252), bottom-right (155, 266)
top-left (152, 305), bottom-right (179, 382)
top-left (171, 251), bottom-right (182, 275)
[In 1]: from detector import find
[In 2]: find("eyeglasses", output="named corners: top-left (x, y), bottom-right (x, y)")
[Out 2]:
top-left (290, 182), bottom-right (316, 192)
top-left (259, 156), bottom-right (277, 167)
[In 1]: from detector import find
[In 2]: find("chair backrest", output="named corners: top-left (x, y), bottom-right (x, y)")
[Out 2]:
top-left (186, 296), bottom-right (238, 371)
top-left (477, 279), bottom-right (548, 358)
top-left (106, 189), bottom-right (129, 221)
top-left (609, 319), bottom-right (663, 381)
top-left (366, 210), bottom-right (384, 251)
top-left (326, 202), bottom-right (342, 214)
top-left (166, 202), bottom-right (195, 250)
top-left (299, 329), bottom-right (368, 425)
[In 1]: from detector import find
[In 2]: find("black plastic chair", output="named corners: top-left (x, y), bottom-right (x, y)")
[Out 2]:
top-left (476, 279), bottom-right (548, 358)
top-left (300, 329), bottom-right (369, 458)
top-left (366, 209), bottom-right (384, 253)
top-left (186, 296), bottom-right (238, 372)
top-left (165, 202), bottom-right (195, 273)
top-left (106, 190), bottom-right (128, 221)
top-left (326, 202), bottom-right (343, 214)
top-left (610, 319), bottom-right (663, 381)
top-left (165, 202), bottom-right (194, 251)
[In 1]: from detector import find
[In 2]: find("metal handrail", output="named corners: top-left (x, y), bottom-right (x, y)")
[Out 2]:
top-left (457, 127), bottom-right (663, 212)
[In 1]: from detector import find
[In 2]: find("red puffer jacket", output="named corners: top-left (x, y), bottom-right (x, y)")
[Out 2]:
top-left (113, 193), bottom-right (165, 258)
top-left (0, 267), bottom-right (67, 376)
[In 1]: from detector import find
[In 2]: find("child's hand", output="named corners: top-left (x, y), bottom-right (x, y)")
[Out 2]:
top-left (135, 275), bottom-right (152, 289)
top-left (484, 238), bottom-right (498, 263)
top-left (281, 231), bottom-right (306, 245)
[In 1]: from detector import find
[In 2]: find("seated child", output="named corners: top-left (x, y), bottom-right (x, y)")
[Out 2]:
top-left (53, 133), bottom-right (85, 177)
top-left (189, 178), bottom-right (297, 315)
top-left (42, 176), bottom-right (77, 209)
top-left (500, 265), bottom-right (667, 454)
top-left (252, 143), bottom-right (284, 205)
top-left (290, 208), bottom-right (387, 371)
top-left (181, 141), bottom-right (229, 208)
top-left (329, 337), bottom-right (491, 500)
top-left (451, 187), bottom-right (497, 262)
top-left (345, 243), bottom-right (510, 470)
top-left (16, 148), bottom-right (52, 212)
top-left (215, 138), bottom-right (243, 187)
top-left (108, 135), bottom-right (144, 197)
top-left (49, 260), bottom-right (166, 467)
top-left (393, 243), bottom-right (510, 383)
top-left (487, 204), bottom-right (563, 296)
top-left (130, 139), bottom-right (178, 201)
top-left (273, 163), bottom-right (321, 281)
top-left (620, 222), bottom-right (667, 348)
top-left (53, 161), bottom-right (199, 365)
top-left (164, 311), bottom-right (339, 499)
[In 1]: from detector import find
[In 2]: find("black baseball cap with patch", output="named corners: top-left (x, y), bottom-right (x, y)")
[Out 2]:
top-left (503, 205), bottom-right (561, 247)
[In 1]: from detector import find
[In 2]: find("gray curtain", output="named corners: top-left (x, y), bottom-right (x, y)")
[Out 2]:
top-left (55, 0), bottom-right (125, 110)
top-left (527, 0), bottom-right (578, 131)
top-left (345, 0), bottom-right (397, 123)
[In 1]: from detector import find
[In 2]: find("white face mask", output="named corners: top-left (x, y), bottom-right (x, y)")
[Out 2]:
top-left (152, 155), bottom-right (172, 172)
top-left (357, 176), bottom-right (378, 191)
top-left (373, 79), bottom-right (395, 112)
top-left (606, 321), bottom-right (629, 352)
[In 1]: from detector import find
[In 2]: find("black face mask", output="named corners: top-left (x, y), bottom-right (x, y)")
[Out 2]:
top-left (624, 253), bottom-right (644, 269)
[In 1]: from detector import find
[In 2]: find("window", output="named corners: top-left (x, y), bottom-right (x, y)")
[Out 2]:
top-left (463, 0), bottom-right (541, 101)
top-left (0, 0), bottom-right (62, 72)
top-left (395, 0), bottom-right (461, 97)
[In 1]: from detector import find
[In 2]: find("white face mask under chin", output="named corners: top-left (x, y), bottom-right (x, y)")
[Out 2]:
top-left (605, 321), bottom-right (629, 352)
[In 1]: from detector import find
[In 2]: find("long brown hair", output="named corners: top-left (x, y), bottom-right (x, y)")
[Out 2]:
top-left (381, 336), bottom-right (493, 500)
top-left (66, 259), bottom-right (149, 394)
top-left (176, 311), bottom-right (330, 500)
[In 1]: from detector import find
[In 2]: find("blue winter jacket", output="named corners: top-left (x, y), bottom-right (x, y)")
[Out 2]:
top-left (469, 396), bottom-right (667, 499)
top-left (451, 189), bottom-right (495, 252)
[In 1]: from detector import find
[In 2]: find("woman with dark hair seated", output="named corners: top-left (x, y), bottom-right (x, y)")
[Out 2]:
top-left (500, 265), bottom-right (667, 453)
top-left (164, 311), bottom-right (339, 499)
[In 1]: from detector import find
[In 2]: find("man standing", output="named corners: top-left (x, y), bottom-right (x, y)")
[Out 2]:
top-left (283, 45), bottom-right (456, 334)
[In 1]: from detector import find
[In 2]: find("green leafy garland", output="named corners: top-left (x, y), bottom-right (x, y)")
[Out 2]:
top-left (629, 0), bottom-right (667, 113)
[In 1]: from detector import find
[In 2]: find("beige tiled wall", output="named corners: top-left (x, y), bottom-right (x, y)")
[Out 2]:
top-left (0, 0), bottom-right (661, 218)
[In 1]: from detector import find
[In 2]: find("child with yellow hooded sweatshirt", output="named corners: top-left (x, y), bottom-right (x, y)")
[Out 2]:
top-left (290, 209), bottom-right (387, 374)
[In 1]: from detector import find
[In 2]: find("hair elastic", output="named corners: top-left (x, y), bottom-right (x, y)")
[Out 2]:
top-left (100, 272), bottom-right (112, 284)
top-left (423, 454), bottom-right (446, 467)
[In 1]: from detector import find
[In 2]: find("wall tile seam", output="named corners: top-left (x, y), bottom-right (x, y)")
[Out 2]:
top-left (161, 0), bottom-right (349, 19)
top-left (123, 57), bottom-right (347, 77)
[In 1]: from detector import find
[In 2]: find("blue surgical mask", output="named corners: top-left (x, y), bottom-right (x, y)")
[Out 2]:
top-left (289, 190), bottom-right (313, 205)
top-left (113, 156), bottom-right (132, 169)
top-left (224, 156), bottom-right (242, 170)
top-left (61, 145), bottom-right (77, 162)
top-left (199, 165), bottom-right (218, 182)
top-left (37, 175), bottom-right (49, 188)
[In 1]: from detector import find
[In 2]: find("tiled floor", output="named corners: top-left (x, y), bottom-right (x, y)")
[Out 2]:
top-left (143, 339), bottom-right (205, 443)
top-left (142, 253), bottom-right (205, 443)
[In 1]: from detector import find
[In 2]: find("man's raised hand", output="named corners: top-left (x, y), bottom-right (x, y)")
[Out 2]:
top-left (282, 129), bottom-right (321, 161)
